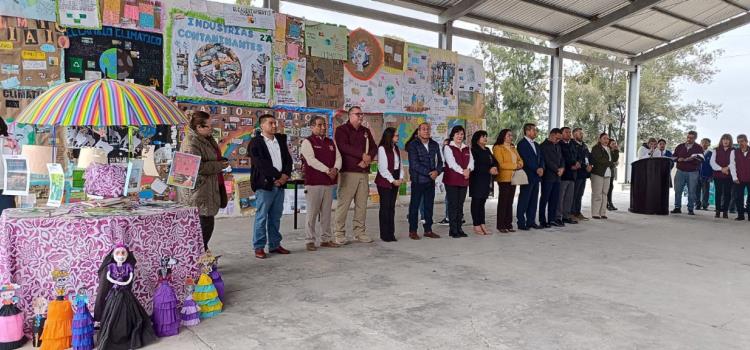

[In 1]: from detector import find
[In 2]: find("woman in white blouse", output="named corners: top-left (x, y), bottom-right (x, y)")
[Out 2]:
top-left (443, 125), bottom-right (475, 238)
top-left (375, 127), bottom-right (404, 242)
top-left (638, 138), bottom-right (661, 159)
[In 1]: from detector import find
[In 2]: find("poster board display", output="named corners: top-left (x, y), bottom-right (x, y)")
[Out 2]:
top-left (3, 155), bottom-right (30, 196)
top-left (165, 10), bottom-right (273, 106)
top-left (0, 16), bottom-right (66, 89)
top-left (167, 151), bottom-right (200, 189)
top-left (46, 163), bottom-right (64, 207)
top-left (102, 0), bottom-right (165, 32)
top-left (65, 27), bottom-right (163, 91)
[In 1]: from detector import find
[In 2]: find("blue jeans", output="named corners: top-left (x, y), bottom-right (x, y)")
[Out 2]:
top-left (674, 170), bottom-right (699, 211)
top-left (253, 186), bottom-right (284, 250)
top-left (409, 181), bottom-right (435, 232)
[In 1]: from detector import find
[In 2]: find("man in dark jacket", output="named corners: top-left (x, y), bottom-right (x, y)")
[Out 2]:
top-left (249, 114), bottom-right (293, 259)
top-left (539, 128), bottom-right (564, 228)
top-left (557, 127), bottom-right (579, 224)
top-left (516, 123), bottom-right (544, 230)
top-left (406, 122), bottom-right (443, 240)
top-left (571, 128), bottom-right (592, 220)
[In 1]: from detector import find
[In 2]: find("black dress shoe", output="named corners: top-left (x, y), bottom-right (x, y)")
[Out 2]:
top-left (518, 226), bottom-right (529, 231)
top-left (688, 210), bottom-right (695, 215)
top-left (528, 224), bottom-right (540, 229)
top-left (542, 223), bottom-right (551, 228)
top-left (736, 217), bottom-right (746, 221)
top-left (458, 232), bottom-right (468, 237)
top-left (553, 220), bottom-right (565, 227)
top-left (723, 213), bottom-right (729, 219)
top-left (562, 218), bottom-right (578, 224)
top-left (671, 208), bottom-right (682, 214)
top-left (715, 212), bottom-right (720, 218)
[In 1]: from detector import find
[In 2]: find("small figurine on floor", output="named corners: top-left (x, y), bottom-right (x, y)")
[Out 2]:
top-left (209, 253), bottom-right (224, 302)
top-left (193, 253), bottom-right (222, 319)
top-left (41, 268), bottom-right (73, 350)
top-left (94, 243), bottom-right (157, 350)
top-left (71, 288), bottom-right (94, 350)
top-left (180, 278), bottom-right (200, 327)
top-left (152, 256), bottom-right (179, 337)
top-left (31, 297), bottom-right (48, 348)
top-left (0, 283), bottom-right (27, 350)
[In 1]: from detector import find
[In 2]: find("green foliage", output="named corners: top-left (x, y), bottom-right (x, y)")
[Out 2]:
top-left (477, 32), bottom-right (549, 142)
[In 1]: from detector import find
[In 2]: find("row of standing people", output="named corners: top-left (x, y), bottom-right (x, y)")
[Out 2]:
top-left (179, 108), bottom-right (621, 256)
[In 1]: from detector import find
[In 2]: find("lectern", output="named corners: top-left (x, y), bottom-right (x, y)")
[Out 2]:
top-left (629, 157), bottom-right (672, 215)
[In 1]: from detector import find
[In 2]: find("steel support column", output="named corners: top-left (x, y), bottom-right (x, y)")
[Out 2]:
top-left (624, 65), bottom-right (641, 183)
top-left (264, 0), bottom-right (280, 11)
top-left (439, 21), bottom-right (453, 50)
top-left (548, 49), bottom-right (563, 130)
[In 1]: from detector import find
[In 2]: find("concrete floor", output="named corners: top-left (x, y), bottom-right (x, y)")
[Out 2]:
top-left (73, 190), bottom-right (750, 349)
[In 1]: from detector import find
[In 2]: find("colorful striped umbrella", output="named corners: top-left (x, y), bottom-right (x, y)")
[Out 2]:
top-left (15, 79), bottom-right (188, 126)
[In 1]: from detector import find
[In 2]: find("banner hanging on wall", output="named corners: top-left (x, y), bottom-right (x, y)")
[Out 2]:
top-left (344, 70), bottom-right (402, 112)
top-left (65, 27), bottom-right (163, 90)
top-left (344, 28), bottom-right (383, 81)
top-left (403, 43), bottom-right (430, 113)
top-left (0, 16), bottom-right (67, 89)
top-left (218, 3), bottom-right (275, 30)
top-left (427, 48), bottom-right (458, 117)
top-left (458, 55), bottom-right (484, 93)
top-left (273, 56), bottom-right (306, 107)
top-left (57, 0), bottom-right (102, 29)
top-left (101, 0), bottom-right (164, 33)
top-left (165, 10), bottom-right (273, 106)
top-left (306, 56), bottom-right (343, 110)
top-left (304, 21), bottom-right (347, 60)
top-left (0, 0), bottom-right (56, 21)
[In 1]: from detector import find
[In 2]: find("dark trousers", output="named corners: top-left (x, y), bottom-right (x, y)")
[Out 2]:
top-left (470, 195), bottom-right (488, 226)
top-left (714, 177), bottom-right (733, 214)
top-left (701, 178), bottom-right (711, 209)
top-left (607, 176), bottom-right (615, 205)
top-left (496, 182), bottom-right (516, 230)
top-left (409, 181), bottom-right (435, 232)
top-left (735, 182), bottom-right (750, 218)
top-left (445, 185), bottom-right (468, 235)
top-left (572, 177), bottom-right (587, 215)
top-left (199, 215), bottom-right (215, 250)
top-left (377, 186), bottom-right (398, 241)
top-left (517, 181), bottom-right (539, 227)
top-left (539, 181), bottom-right (560, 225)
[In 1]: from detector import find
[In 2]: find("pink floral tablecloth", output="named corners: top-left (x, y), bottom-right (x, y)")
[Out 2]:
top-left (0, 206), bottom-right (203, 332)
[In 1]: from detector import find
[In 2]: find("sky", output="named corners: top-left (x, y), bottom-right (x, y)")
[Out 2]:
top-left (231, 0), bottom-right (748, 144)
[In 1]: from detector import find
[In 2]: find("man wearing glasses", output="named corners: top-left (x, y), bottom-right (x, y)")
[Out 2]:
top-left (300, 116), bottom-right (342, 251)
top-left (333, 106), bottom-right (378, 244)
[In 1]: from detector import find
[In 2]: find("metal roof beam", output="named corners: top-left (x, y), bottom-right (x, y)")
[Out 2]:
top-left (632, 12), bottom-right (750, 64)
top-left (651, 7), bottom-right (708, 28)
top-left (612, 25), bottom-right (669, 42)
top-left (452, 27), bottom-right (556, 55)
top-left (560, 51), bottom-right (635, 71)
top-left (721, 0), bottom-right (750, 12)
top-left (283, 0), bottom-right (443, 32)
top-left (552, 0), bottom-right (663, 47)
top-left (438, 0), bottom-right (490, 24)
top-left (578, 40), bottom-right (639, 56)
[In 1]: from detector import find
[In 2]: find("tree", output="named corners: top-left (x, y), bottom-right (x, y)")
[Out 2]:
top-left (564, 43), bottom-right (722, 148)
top-left (477, 31), bottom-right (549, 141)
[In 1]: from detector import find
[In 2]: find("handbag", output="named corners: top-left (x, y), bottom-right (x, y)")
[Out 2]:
top-left (509, 148), bottom-right (529, 186)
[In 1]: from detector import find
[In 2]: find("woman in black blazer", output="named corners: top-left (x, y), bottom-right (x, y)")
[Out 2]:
top-left (469, 130), bottom-right (499, 235)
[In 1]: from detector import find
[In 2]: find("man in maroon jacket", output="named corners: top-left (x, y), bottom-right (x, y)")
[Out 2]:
top-left (731, 134), bottom-right (750, 221)
top-left (300, 116), bottom-right (342, 251)
top-left (671, 130), bottom-right (704, 215)
top-left (334, 106), bottom-right (377, 244)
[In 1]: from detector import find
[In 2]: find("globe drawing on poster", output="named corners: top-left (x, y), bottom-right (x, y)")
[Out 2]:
top-left (193, 44), bottom-right (242, 96)
top-left (403, 44), bottom-right (430, 113)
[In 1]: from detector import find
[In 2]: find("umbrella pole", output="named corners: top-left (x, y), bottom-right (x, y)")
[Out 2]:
top-left (128, 126), bottom-right (133, 161)
top-left (51, 125), bottom-right (56, 164)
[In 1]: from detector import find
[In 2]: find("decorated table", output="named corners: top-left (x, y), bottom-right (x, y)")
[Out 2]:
top-left (0, 203), bottom-right (203, 330)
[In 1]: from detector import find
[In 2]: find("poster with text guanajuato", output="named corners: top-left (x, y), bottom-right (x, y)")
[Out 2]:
top-left (165, 10), bottom-right (273, 106)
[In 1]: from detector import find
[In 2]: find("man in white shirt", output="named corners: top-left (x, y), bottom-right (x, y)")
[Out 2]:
top-left (300, 116), bottom-right (342, 251)
top-left (248, 114), bottom-right (293, 259)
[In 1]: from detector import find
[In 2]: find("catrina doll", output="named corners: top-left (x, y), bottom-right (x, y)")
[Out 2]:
top-left (71, 288), bottom-right (94, 350)
top-left (31, 297), bottom-right (48, 347)
top-left (209, 254), bottom-right (225, 302)
top-left (94, 243), bottom-right (157, 350)
top-left (152, 256), bottom-right (179, 337)
top-left (0, 283), bottom-right (27, 350)
top-left (193, 253), bottom-right (222, 319)
top-left (180, 278), bottom-right (200, 327)
top-left (40, 268), bottom-right (73, 350)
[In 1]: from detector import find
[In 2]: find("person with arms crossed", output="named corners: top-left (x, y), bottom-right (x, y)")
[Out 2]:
top-left (406, 123), bottom-right (443, 240)
top-left (334, 106), bottom-right (378, 244)
top-left (249, 114), bottom-right (293, 259)
top-left (300, 116), bottom-right (342, 251)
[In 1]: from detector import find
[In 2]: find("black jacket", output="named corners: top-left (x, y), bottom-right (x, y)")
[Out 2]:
top-left (540, 139), bottom-right (563, 182)
top-left (559, 139), bottom-right (578, 181)
top-left (248, 133), bottom-right (293, 191)
top-left (573, 140), bottom-right (591, 179)
top-left (469, 146), bottom-right (497, 198)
